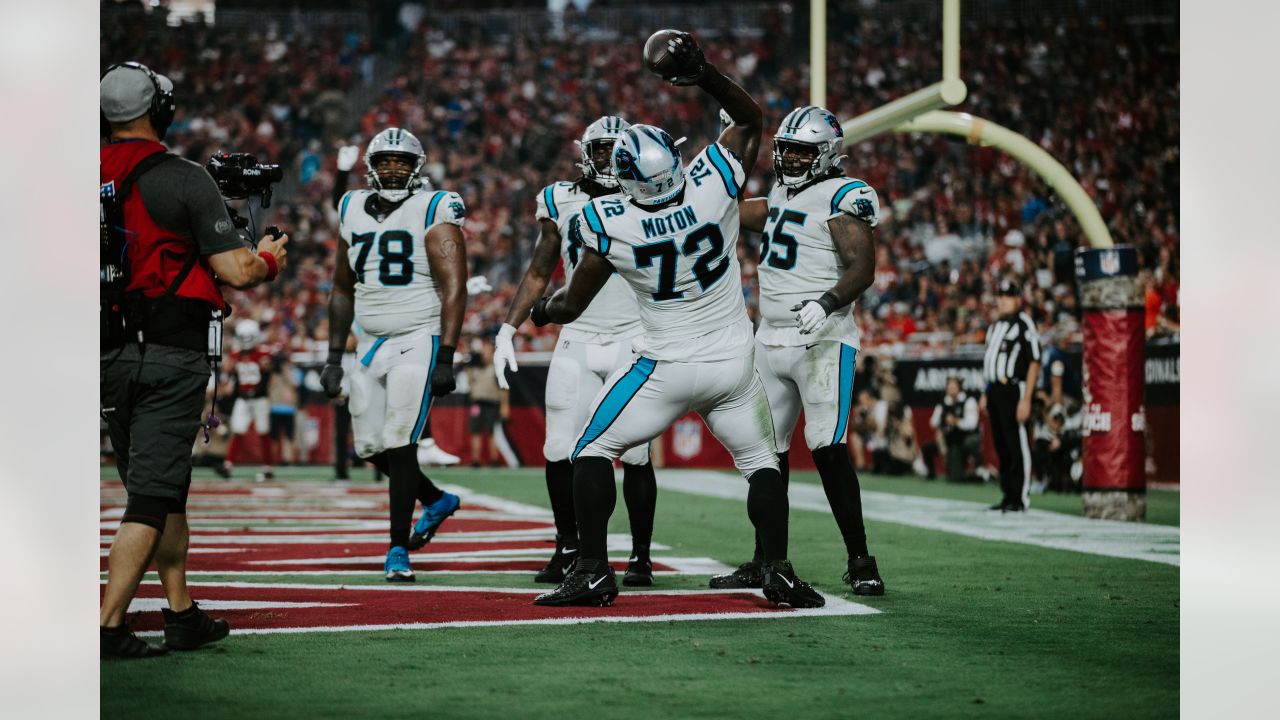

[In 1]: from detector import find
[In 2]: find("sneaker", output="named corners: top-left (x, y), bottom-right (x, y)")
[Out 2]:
top-left (533, 560), bottom-right (618, 607)
top-left (417, 438), bottom-right (461, 467)
top-left (384, 546), bottom-right (415, 582)
top-left (101, 623), bottom-right (169, 659)
top-left (762, 560), bottom-right (825, 609)
top-left (534, 537), bottom-right (579, 584)
top-left (255, 467), bottom-right (273, 482)
top-left (214, 463), bottom-right (232, 480)
top-left (407, 492), bottom-right (461, 550)
top-left (709, 561), bottom-right (764, 589)
top-left (843, 555), bottom-right (885, 597)
top-left (162, 601), bottom-right (231, 650)
top-left (622, 556), bottom-right (654, 587)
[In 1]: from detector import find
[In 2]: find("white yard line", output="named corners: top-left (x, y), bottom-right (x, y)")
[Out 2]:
top-left (651, 470), bottom-right (1180, 566)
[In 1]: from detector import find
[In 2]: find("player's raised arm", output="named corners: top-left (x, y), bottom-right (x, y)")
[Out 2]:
top-left (646, 30), bottom-right (763, 177)
top-left (740, 197), bottom-right (769, 233)
top-left (321, 237), bottom-right (356, 398)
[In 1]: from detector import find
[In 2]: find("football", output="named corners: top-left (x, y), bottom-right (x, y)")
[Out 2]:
top-left (643, 28), bottom-right (684, 77)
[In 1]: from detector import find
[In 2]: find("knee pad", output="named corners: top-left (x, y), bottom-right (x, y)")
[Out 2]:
top-left (543, 435), bottom-right (572, 463)
top-left (122, 494), bottom-right (179, 531)
top-left (619, 443), bottom-right (650, 466)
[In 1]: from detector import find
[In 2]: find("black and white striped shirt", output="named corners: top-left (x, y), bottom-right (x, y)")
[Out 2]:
top-left (983, 313), bottom-right (1042, 385)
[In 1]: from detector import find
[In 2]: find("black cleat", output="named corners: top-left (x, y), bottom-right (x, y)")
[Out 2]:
top-left (162, 602), bottom-right (231, 650)
top-left (762, 560), bottom-right (825, 609)
top-left (709, 561), bottom-right (764, 589)
top-left (101, 623), bottom-right (169, 659)
top-left (534, 538), bottom-right (579, 584)
top-left (622, 556), bottom-right (654, 587)
top-left (533, 560), bottom-right (618, 607)
top-left (844, 555), bottom-right (885, 596)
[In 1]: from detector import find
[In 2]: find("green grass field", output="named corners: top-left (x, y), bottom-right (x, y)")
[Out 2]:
top-left (101, 467), bottom-right (1179, 719)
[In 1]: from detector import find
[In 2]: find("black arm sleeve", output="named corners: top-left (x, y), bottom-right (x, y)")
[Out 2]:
top-left (331, 170), bottom-right (351, 211)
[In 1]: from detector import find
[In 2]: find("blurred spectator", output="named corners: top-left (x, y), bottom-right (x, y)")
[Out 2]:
top-left (930, 376), bottom-right (983, 483)
top-left (464, 339), bottom-right (508, 467)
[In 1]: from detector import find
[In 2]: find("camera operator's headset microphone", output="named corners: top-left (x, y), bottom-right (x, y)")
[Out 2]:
top-left (100, 62), bottom-right (175, 140)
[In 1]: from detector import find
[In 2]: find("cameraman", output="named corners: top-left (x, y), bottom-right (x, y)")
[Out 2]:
top-left (100, 62), bottom-right (288, 658)
top-left (930, 375), bottom-right (982, 483)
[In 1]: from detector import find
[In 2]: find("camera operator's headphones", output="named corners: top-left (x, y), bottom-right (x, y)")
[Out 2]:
top-left (100, 61), bottom-right (176, 140)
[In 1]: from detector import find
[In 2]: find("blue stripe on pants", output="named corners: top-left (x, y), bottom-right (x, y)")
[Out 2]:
top-left (360, 337), bottom-right (386, 367)
top-left (411, 335), bottom-right (440, 443)
top-left (571, 357), bottom-right (658, 461)
top-left (831, 344), bottom-right (858, 445)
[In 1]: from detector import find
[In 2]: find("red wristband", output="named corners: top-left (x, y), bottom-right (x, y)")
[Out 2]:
top-left (258, 252), bottom-right (279, 281)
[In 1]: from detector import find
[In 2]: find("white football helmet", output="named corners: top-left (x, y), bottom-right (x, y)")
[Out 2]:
top-left (365, 127), bottom-right (426, 202)
top-left (576, 115), bottom-right (631, 188)
top-left (772, 106), bottom-right (846, 188)
top-left (611, 124), bottom-right (685, 206)
top-left (234, 319), bottom-right (262, 349)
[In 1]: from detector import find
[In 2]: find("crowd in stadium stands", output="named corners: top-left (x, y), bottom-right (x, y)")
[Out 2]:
top-left (103, 3), bottom-right (1176, 478)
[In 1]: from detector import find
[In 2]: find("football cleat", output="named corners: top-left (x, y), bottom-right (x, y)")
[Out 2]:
top-left (534, 537), bottom-right (579, 584)
top-left (101, 623), bottom-right (169, 659)
top-left (417, 438), bottom-right (461, 467)
top-left (407, 491), bottom-right (461, 550)
top-left (762, 560), bottom-right (825, 609)
top-left (622, 556), bottom-right (654, 587)
top-left (162, 602), bottom-right (231, 651)
top-left (843, 555), bottom-right (885, 597)
top-left (384, 546), bottom-right (415, 582)
top-left (533, 560), bottom-right (618, 607)
top-left (709, 561), bottom-right (764, 589)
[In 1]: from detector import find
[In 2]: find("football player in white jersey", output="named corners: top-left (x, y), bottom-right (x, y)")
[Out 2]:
top-left (319, 128), bottom-right (468, 582)
top-left (492, 116), bottom-right (661, 587)
top-left (529, 32), bottom-right (823, 609)
top-left (717, 105), bottom-right (885, 596)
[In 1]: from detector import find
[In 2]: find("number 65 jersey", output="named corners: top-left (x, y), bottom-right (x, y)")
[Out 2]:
top-left (338, 188), bottom-right (465, 338)
top-left (756, 176), bottom-right (881, 349)
top-left (572, 142), bottom-right (752, 363)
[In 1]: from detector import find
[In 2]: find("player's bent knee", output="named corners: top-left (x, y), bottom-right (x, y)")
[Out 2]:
top-left (122, 493), bottom-right (180, 532)
top-left (543, 436), bottom-right (572, 463)
top-left (620, 444), bottom-right (650, 466)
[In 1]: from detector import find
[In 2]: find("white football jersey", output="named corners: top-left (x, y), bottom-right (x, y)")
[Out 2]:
top-left (338, 188), bottom-right (465, 337)
top-left (535, 181), bottom-right (642, 342)
top-left (573, 142), bottom-right (752, 362)
top-left (756, 175), bottom-right (881, 348)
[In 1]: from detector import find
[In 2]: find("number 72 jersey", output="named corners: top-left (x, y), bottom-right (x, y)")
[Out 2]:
top-left (338, 188), bottom-right (465, 337)
top-left (572, 142), bottom-right (752, 362)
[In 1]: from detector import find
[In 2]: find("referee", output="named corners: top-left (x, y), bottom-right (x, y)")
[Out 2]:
top-left (981, 279), bottom-right (1042, 512)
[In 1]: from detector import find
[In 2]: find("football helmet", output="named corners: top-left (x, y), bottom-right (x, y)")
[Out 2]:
top-left (576, 115), bottom-right (631, 188)
top-left (772, 106), bottom-right (846, 188)
top-left (365, 127), bottom-right (426, 202)
top-left (612, 124), bottom-right (685, 206)
top-left (234, 319), bottom-right (262, 349)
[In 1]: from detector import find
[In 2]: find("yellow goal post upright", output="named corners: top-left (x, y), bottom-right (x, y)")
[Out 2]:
top-left (813, 0), bottom-right (1114, 250)
top-left (816, 0), bottom-right (1152, 520)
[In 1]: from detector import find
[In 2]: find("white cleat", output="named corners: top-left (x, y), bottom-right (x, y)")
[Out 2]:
top-left (417, 438), bottom-right (461, 467)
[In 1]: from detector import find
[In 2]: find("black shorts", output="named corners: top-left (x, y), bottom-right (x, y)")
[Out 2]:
top-left (270, 411), bottom-right (295, 439)
top-left (101, 344), bottom-right (210, 501)
top-left (469, 401), bottom-right (500, 434)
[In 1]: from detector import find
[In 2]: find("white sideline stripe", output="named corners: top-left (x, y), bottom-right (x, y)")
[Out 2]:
top-left (247, 552), bottom-right (705, 566)
top-left (122, 581), bottom-right (876, 636)
top-left (123, 579), bottom-right (832, 598)
top-left (98, 535), bottom-right (674, 551)
top-left (112, 569), bottom-right (720, 578)
top-left (127, 599), bottom-right (351, 612)
top-left (650, 470), bottom-right (1181, 566)
top-left (100, 547), bottom-right (245, 557)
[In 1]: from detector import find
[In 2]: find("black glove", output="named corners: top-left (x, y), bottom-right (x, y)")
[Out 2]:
top-left (430, 344), bottom-right (456, 397)
top-left (530, 298), bottom-right (552, 327)
top-left (664, 31), bottom-right (706, 86)
top-left (320, 350), bottom-right (344, 398)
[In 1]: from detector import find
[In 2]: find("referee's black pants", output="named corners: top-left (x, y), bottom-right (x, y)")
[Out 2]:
top-left (986, 383), bottom-right (1031, 509)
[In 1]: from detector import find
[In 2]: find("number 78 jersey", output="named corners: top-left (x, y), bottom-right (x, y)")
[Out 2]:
top-left (338, 188), bottom-right (466, 337)
top-left (572, 142), bottom-right (752, 362)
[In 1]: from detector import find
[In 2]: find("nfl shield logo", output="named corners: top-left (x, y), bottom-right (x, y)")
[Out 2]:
top-left (672, 418), bottom-right (703, 459)
top-left (1100, 250), bottom-right (1120, 275)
